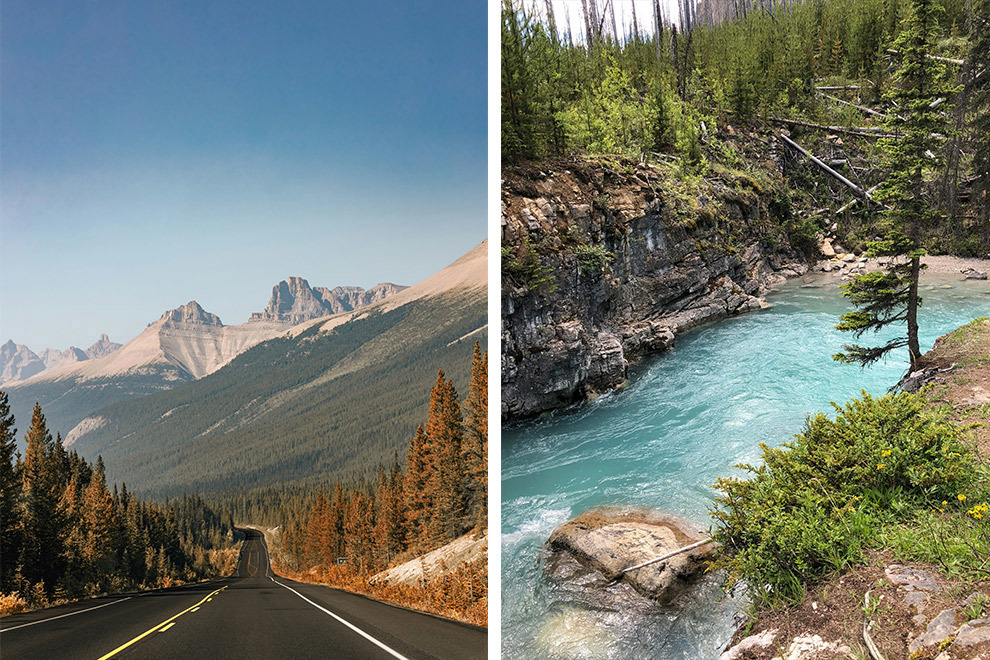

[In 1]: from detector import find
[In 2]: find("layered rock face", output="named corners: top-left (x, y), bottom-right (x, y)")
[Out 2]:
top-left (502, 160), bottom-right (809, 419)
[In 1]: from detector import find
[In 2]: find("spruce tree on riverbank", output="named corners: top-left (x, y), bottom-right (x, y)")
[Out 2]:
top-left (834, 0), bottom-right (954, 371)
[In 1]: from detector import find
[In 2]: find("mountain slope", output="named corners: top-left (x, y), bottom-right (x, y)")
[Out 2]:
top-left (68, 241), bottom-right (487, 497)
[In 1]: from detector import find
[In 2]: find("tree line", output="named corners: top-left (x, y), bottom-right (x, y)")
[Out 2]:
top-left (0, 392), bottom-right (238, 609)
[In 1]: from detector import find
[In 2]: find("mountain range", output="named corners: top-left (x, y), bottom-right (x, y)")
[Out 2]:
top-left (1, 335), bottom-right (123, 383)
top-left (3, 242), bottom-right (486, 497)
top-left (2, 277), bottom-right (407, 443)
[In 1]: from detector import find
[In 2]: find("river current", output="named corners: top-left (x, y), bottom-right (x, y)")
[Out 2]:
top-left (501, 271), bottom-right (990, 659)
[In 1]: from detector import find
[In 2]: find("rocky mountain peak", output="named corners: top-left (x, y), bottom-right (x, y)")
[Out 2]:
top-left (85, 334), bottom-right (122, 359)
top-left (161, 301), bottom-right (223, 327)
top-left (252, 276), bottom-right (404, 324)
top-left (0, 340), bottom-right (45, 384)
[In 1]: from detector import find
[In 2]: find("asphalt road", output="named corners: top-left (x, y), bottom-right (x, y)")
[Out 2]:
top-left (0, 528), bottom-right (487, 659)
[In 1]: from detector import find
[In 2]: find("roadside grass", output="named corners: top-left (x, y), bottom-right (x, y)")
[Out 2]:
top-left (270, 559), bottom-right (487, 627)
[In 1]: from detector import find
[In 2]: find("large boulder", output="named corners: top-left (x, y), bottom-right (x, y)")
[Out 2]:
top-left (545, 507), bottom-right (715, 601)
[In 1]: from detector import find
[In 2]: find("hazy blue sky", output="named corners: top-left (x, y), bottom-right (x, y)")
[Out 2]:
top-left (1, 1), bottom-right (486, 351)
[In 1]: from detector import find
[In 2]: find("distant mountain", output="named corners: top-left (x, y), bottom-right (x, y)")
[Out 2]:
top-left (66, 241), bottom-right (487, 498)
top-left (2, 334), bottom-right (124, 386)
top-left (3, 276), bottom-right (408, 444)
top-left (85, 334), bottom-right (123, 359)
top-left (0, 341), bottom-right (45, 383)
top-left (251, 279), bottom-right (407, 323)
top-left (38, 346), bottom-right (90, 371)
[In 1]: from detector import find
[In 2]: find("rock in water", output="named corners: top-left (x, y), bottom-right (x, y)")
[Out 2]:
top-left (545, 507), bottom-right (715, 601)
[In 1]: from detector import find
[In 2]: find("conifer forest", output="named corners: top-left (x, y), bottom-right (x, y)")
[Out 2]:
top-left (503, 0), bottom-right (989, 379)
top-left (0, 392), bottom-right (238, 613)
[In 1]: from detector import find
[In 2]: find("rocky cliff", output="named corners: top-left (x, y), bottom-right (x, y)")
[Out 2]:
top-left (251, 278), bottom-right (407, 324)
top-left (501, 158), bottom-right (812, 420)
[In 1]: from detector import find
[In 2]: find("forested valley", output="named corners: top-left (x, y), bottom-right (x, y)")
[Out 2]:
top-left (0, 392), bottom-right (238, 614)
top-left (218, 342), bottom-right (489, 624)
top-left (0, 341), bottom-right (487, 625)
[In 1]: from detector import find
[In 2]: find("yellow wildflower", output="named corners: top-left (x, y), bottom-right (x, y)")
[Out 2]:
top-left (958, 494), bottom-right (967, 502)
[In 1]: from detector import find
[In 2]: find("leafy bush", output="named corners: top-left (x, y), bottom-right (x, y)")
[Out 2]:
top-left (572, 244), bottom-right (615, 276)
top-left (712, 391), bottom-right (977, 607)
top-left (503, 236), bottom-right (556, 291)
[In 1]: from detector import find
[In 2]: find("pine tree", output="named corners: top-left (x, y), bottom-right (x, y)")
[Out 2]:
top-left (373, 465), bottom-right (401, 567)
top-left (0, 391), bottom-right (20, 593)
top-left (834, 0), bottom-right (954, 371)
top-left (81, 458), bottom-right (120, 593)
top-left (425, 371), bottom-right (464, 547)
top-left (461, 343), bottom-right (488, 532)
top-left (19, 403), bottom-right (66, 595)
top-left (402, 424), bottom-right (431, 549)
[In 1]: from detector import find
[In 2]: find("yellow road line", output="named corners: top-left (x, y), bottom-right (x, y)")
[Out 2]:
top-left (95, 586), bottom-right (226, 660)
top-left (191, 607), bottom-right (200, 612)
top-left (158, 622), bottom-right (176, 632)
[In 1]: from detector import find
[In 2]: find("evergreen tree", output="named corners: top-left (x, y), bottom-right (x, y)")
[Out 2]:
top-left (0, 391), bottom-right (20, 593)
top-left (80, 459), bottom-right (120, 593)
top-left (424, 371), bottom-right (464, 546)
top-left (402, 424), bottom-right (431, 548)
top-left (460, 343), bottom-right (488, 531)
top-left (373, 465), bottom-right (402, 567)
top-left (834, 0), bottom-right (954, 370)
top-left (19, 404), bottom-right (66, 595)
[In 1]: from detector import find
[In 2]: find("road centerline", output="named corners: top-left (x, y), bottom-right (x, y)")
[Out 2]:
top-left (94, 586), bottom-right (226, 660)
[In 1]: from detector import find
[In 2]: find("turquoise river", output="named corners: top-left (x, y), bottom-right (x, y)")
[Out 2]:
top-left (501, 271), bottom-right (990, 659)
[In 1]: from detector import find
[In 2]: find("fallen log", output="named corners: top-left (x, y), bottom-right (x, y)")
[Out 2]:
top-left (767, 116), bottom-right (900, 138)
top-left (887, 48), bottom-right (964, 66)
top-left (817, 92), bottom-right (897, 120)
top-left (779, 133), bottom-right (874, 202)
top-left (835, 184), bottom-right (882, 214)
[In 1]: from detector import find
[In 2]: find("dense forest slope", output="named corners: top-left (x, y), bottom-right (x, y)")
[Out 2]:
top-left (67, 242), bottom-right (487, 498)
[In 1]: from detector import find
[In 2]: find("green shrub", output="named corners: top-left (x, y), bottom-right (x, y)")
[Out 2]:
top-left (572, 244), bottom-right (615, 276)
top-left (711, 391), bottom-right (977, 607)
top-left (502, 237), bottom-right (557, 292)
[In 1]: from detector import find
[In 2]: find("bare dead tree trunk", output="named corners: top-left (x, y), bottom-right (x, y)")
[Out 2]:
top-left (631, 0), bottom-right (640, 38)
top-left (589, 0), bottom-right (603, 46)
top-left (654, 0), bottom-right (664, 62)
top-left (544, 0), bottom-right (559, 45)
top-left (608, 0), bottom-right (619, 44)
top-left (581, 0), bottom-right (594, 48)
